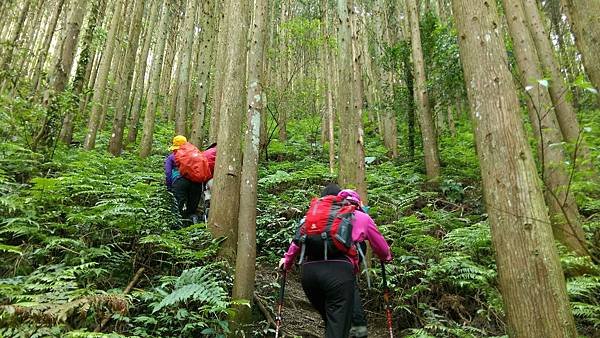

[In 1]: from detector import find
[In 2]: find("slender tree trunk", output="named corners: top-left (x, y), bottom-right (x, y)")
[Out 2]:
top-left (452, 0), bottom-right (577, 336)
top-left (140, 2), bottom-right (170, 158)
top-left (190, 0), bottom-right (216, 147)
top-left (32, 0), bottom-right (66, 93)
top-left (233, 0), bottom-right (267, 322)
top-left (83, 0), bottom-right (125, 150)
top-left (52, 0), bottom-right (88, 94)
top-left (521, 0), bottom-right (595, 173)
top-left (31, 0), bottom-right (88, 150)
top-left (15, 0), bottom-right (46, 86)
top-left (208, 1), bottom-right (228, 144)
top-left (503, 0), bottom-right (589, 256)
top-left (174, 0), bottom-right (198, 135)
top-left (561, 0), bottom-right (600, 99)
top-left (321, 1), bottom-right (336, 173)
top-left (60, 0), bottom-right (106, 144)
top-left (108, 0), bottom-right (145, 155)
top-left (337, 0), bottom-right (367, 201)
top-left (407, 0), bottom-right (440, 182)
top-left (277, 0), bottom-right (288, 142)
top-left (447, 106), bottom-right (456, 137)
top-left (127, 0), bottom-right (160, 145)
top-left (0, 0), bottom-right (31, 89)
top-left (207, 0), bottom-right (248, 261)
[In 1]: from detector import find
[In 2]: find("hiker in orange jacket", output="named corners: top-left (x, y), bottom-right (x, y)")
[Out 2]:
top-left (164, 135), bottom-right (203, 224)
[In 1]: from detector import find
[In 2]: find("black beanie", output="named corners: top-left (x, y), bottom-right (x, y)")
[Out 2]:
top-left (320, 183), bottom-right (341, 197)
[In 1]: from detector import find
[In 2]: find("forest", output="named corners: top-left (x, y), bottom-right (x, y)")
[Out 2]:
top-left (0, 0), bottom-right (599, 337)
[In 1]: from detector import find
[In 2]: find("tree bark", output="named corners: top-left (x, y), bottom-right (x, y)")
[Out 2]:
top-left (521, 0), bottom-right (595, 174)
top-left (207, 0), bottom-right (248, 260)
top-left (232, 0), bottom-right (267, 322)
top-left (108, 0), bottom-right (145, 156)
top-left (321, 1), bottom-right (336, 173)
top-left (59, 0), bottom-right (106, 145)
top-left (208, 1), bottom-right (228, 144)
top-left (127, 0), bottom-right (160, 145)
top-left (174, 0), bottom-right (198, 135)
top-left (190, 0), bottom-right (217, 147)
top-left (52, 0), bottom-right (88, 94)
top-left (407, 0), bottom-right (440, 182)
top-left (83, 0), bottom-right (125, 150)
top-left (561, 0), bottom-right (600, 99)
top-left (140, 1), bottom-right (170, 158)
top-left (337, 0), bottom-right (367, 201)
top-left (452, 0), bottom-right (577, 336)
top-left (277, 0), bottom-right (288, 142)
top-left (503, 0), bottom-right (588, 256)
top-left (31, 0), bottom-right (88, 150)
top-left (0, 0), bottom-right (31, 89)
top-left (32, 0), bottom-right (66, 93)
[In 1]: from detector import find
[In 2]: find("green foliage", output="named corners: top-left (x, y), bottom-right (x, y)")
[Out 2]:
top-left (120, 264), bottom-right (236, 337)
top-left (0, 145), bottom-right (227, 337)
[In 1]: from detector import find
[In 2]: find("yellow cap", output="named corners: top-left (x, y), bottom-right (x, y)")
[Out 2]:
top-left (169, 135), bottom-right (187, 150)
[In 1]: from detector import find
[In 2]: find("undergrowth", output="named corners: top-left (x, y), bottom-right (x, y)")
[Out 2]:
top-left (0, 99), bottom-right (598, 336)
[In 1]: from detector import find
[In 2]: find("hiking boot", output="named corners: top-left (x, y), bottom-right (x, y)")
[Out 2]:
top-left (349, 325), bottom-right (368, 338)
top-left (190, 214), bottom-right (199, 224)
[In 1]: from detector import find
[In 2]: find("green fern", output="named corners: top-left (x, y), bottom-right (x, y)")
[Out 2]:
top-left (571, 302), bottom-right (600, 327)
top-left (152, 266), bottom-right (229, 313)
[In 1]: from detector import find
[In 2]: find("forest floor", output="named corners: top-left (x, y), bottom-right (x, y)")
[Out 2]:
top-left (255, 264), bottom-right (393, 338)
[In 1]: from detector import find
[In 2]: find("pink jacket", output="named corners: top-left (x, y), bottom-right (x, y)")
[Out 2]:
top-left (282, 210), bottom-right (392, 272)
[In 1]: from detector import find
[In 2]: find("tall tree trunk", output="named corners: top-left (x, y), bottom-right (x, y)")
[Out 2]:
top-left (207, 0), bottom-right (248, 261)
top-left (0, 0), bottom-right (31, 90)
top-left (52, 0), bottom-right (88, 94)
top-left (127, 0), bottom-right (160, 145)
top-left (31, 0), bottom-right (88, 150)
top-left (140, 1), bottom-right (170, 158)
top-left (208, 1), bottom-right (228, 144)
top-left (561, 0), bottom-right (600, 99)
top-left (232, 0), bottom-right (267, 322)
top-left (15, 0), bottom-right (47, 87)
top-left (321, 1), bottom-right (336, 173)
top-left (452, 0), bottom-right (578, 336)
top-left (161, 9), bottom-right (181, 121)
top-left (277, 0), bottom-right (288, 142)
top-left (32, 0), bottom-right (66, 93)
top-left (407, 0), bottom-right (441, 182)
top-left (174, 0), bottom-right (198, 135)
top-left (108, 0), bottom-right (145, 156)
top-left (521, 0), bottom-right (595, 174)
top-left (503, 0), bottom-right (588, 256)
top-left (60, 0), bottom-right (106, 144)
top-left (190, 0), bottom-right (216, 147)
top-left (83, 0), bottom-right (125, 150)
top-left (337, 0), bottom-right (367, 201)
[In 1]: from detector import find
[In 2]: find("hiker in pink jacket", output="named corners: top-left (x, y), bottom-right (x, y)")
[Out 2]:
top-left (279, 186), bottom-right (392, 338)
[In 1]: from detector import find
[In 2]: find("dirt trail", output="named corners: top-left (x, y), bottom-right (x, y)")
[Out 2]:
top-left (255, 265), bottom-right (393, 338)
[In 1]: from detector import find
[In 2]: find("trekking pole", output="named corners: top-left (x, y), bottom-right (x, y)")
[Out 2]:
top-left (381, 261), bottom-right (394, 338)
top-left (275, 270), bottom-right (287, 338)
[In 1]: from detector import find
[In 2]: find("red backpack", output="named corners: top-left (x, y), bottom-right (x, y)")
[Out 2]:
top-left (293, 195), bottom-right (358, 263)
top-left (175, 142), bottom-right (214, 183)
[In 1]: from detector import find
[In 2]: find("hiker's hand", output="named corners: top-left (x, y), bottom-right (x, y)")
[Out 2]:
top-left (278, 258), bottom-right (286, 271)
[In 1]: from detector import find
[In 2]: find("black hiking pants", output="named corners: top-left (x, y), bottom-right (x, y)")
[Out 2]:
top-left (172, 177), bottom-right (203, 220)
top-left (352, 284), bottom-right (367, 327)
top-left (301, 260), bottom-right (355, 338)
